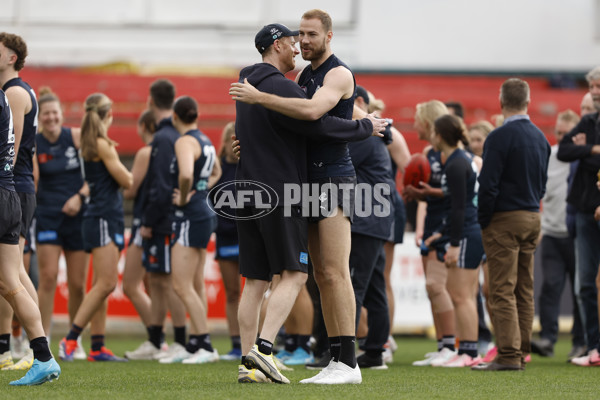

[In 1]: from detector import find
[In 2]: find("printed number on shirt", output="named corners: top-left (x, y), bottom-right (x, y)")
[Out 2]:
top-left (200, 145), bottom-right (216, 178)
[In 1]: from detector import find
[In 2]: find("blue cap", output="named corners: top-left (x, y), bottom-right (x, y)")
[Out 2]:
top-left (255, 23), bottom-right (299, 54)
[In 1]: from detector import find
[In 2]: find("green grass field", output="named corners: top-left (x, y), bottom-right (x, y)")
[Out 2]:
top-left (1, 335), bottom-right (597, 399)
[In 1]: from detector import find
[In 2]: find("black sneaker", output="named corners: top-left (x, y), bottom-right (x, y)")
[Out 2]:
top-left (567, 345), bottom-right (587, 362)
top-left (357, 352), bottom-right (388, 370)
top-left (305, 351), bottom-right (331, 370)
top-left (530, 338), bottom-right (554, 357)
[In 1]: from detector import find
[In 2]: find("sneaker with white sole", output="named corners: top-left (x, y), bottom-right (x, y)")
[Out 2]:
top-left (314, 361), bottom-right (362, 385)
top-left (9, 358), bottom-right (60, 386)
top-left (4, 348), bottom-right (33, 370)
top-left (430, 347), bottom-right (458, 367)
top-left (382, 347), bottom-right (393, 364)
top-left (301, 360), bottom-right (337, 384)
top-left (182, 348), bottom-right (219, 364)
top-left (357, 352), bottom-right (388, 370)
top-left (73, 336), bottom-right (87, 360)
top-left (153, 342), bottom-right (182, 360)
top-left (10, 334), bottom-right (29, 360)
top-left (441, 353), bottom-right (483, 368)
top-left (158, 345), bottom-right (193, 364)
top-left (125, 341), bottom-right (162, 360)
top-left (238, 364), bottom-right (271, 383)
top-left (284, 347), bottom-right (314, 366)
top-left (245, 345), bottom-right (289, 384)
top-left (0, 350), bottom-right (14, 370)
top-left (571, 349), bottom-right (599, 367)
top-left (220, 348), bottom-right (242, 361)
top-left (412, 351), bottom-right (439, 366)
top-left (385, 335), bottom-right (398, 353)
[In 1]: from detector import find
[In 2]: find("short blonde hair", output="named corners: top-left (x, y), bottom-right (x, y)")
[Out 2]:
top-left (415, 100), bottom-right (449, 134)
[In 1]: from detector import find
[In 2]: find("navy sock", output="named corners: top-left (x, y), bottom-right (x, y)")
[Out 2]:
top-left (174, 326), bottom-right (186, 347)
top-left (437, 339), bottom-right (443, 352)
top-left (66, 324), bottom-right (83, 341)
top-left (30, 336), bottom-right (52, 362)
top-left (329, 337), bottom-right (341, 362)
top-left (458, 341), bottom-right (479, 358)
top-left (284, 334), bottom-right (298, 352)
top-left (298, 335), bottom-right (312, 353)
top-left (231, 335), bottom-right (241, 350)
top-left (442, 336), bottom-right (455, 351)
top-left (256, 338), bottom-right (273, 355)
top-left (0, 334), bottom-right (9, 354)
top-left (338, 336), bottom-right (357, 368)
top-left (147, 325), bottom-right (162, 349)
top-left (91, 335), bottom-right (104, 352)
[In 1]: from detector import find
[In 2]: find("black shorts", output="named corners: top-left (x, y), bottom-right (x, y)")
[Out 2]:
top-left (17, 192), bottom-right (36, 238)
top-left (215, 233), bottom-right (239, 261)
top-left (391, 190), bottom-right (406, 244)
top-left (36, 212), bottom-right (84, 251)
top-left (0, 187), bottom-right (22, 245)
top-left (237, 206), bottom-right (309, 281)
top-left (142, 233), bottom-right (172, 274)
top-left (307, 176), bottom-right (356, 224)
top-left (82, 216), bottom-right (125, 252)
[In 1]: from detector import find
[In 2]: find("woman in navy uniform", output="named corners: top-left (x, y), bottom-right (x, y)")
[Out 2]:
top-left (34, 88), bottom-right (88, 359)
top-left (159, 96), bottom-right (221, 364)
top-left (59, 93), bottom-right (132, 362)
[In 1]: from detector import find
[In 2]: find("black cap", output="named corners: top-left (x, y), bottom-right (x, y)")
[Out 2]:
top-left (355, 85), bottom-right (370, 104)
top-left (255, 23), bottom-right (299, 54)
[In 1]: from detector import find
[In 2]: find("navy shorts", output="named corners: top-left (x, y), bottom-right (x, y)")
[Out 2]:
top-left (237, 206), bottom-right (309, 281)
top-left (82, 216), bottom-right (125, 252)
top-left (36, 211), bottom-right (84, 251)
top-left (421, 214), bottom-right (445, 257)
top-left (172, 216), bottom-right (217, 249)
top-left (431, 227), bottom-right (484, 270)
top-left (128, 218), bottom-right (143, 248)
top-left (0, 187), bottom-right (21, 245)
top-left (215, 233), bottom-right (239, 261)
top-left (17, 192), bottom-right (36, 238)
top-left (390, 190), bottom-right (406, 244)
top-left (308, 176), bottom-right (356, 224)
top-left (142, 233), bottom-right (172, 274)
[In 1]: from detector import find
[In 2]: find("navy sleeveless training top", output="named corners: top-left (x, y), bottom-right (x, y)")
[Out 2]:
top-left (84, 157), bottom-right (123, 219)
top-left (36, 127), bottom-right (85, 214)
top-left (298, 54), bottom-right (356, 179)
top-left (0, 90), bottom-right (15, 190)
top-left (172, 129), bottom-right (216, 221)
top-left (3, 78), bottom-right (37, 193)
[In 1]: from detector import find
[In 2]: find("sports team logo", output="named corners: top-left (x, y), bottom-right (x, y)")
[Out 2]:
top-left (208, 180), bottom-right (279, 220)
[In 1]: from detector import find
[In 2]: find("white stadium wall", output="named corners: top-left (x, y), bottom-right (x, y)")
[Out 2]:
top-left (1, 0), bottom-right (599, 71)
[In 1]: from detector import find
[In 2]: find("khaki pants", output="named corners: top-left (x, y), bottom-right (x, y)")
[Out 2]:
top-left (482, 210), bottom-right (541, 366)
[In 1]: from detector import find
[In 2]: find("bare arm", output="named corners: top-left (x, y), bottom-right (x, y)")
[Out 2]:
top-left (123, 146), bottom-right (151, 200)
top-left (174, 136), bottom-right (199, 207)
top-left (415, 201), bottom-right (427, 247)
top-left (387, 127), bottom-right (411, 173)
top-left (208, 156), bottom-right (222, 189)
top-left (230, 66), bottom-right (354, 120)
top-left (71, 127), bottom-right (82, 149)
top-left (5, 87), bottom-right (30, 166)
top-left (97, 138), bottom-right (133, 189)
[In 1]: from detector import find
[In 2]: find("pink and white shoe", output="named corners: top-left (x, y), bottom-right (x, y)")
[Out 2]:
top-left (482, 345), bottom-right (497, 363)
top-left (442, 353), bottom-right (483, 368)
top-left (572, 349), bottom-right (599, 367)
top-left (524, 354), bottom-right (531, 363)
top-left (430, 347), bottom-right (458, 367)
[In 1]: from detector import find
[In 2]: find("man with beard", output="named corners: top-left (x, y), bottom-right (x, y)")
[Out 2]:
top-left (234, 22), bottom-right (384, 384)
top-left (230, 9), bottom-right (363, 384)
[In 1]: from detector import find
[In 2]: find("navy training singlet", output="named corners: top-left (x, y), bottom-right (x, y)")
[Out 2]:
top-left (84, 158), bottom-right (123, 219)
top-left (36, 127), bottom-right (85, 214)
top-left (298, 54), bottom-right (356, 179)
top-left (0, 90), bottom-right (15, 191)
top-left (3, 78), bottom-right (37, 193)
top-left (171, 129), bottom-right (217, 221)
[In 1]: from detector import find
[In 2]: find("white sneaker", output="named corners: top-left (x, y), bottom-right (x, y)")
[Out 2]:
top-left (430, 347), bottom-right (458, 367)
top-left (441, 353), bottom-right (483, 368)
top-left (412, 351), bottom-right (440, 366)
top-left (382, 347), bottom-right (393, 364)
top-left (0, 350), bottom-right (13, 369)
top-left (125, 341), bottom-right (161, 360)
top-left (386, 335), bottom-right (398, 353)
top-left (4, 348), bottom-right (33, 370)
top-left (74, 336), bottom-right (87, 360)
top-left (10, 334), bottom-right (29, 359)
top-left (182, 348), bottom-right (219, 364)
top-left (158, 345), bottom-right (192, 364)
top-left (300, 360), bottom-right (337, 384)
top-left (314, 362), bottom-right (362, 385)
top-left (153, 342), bottom-right (181, 360)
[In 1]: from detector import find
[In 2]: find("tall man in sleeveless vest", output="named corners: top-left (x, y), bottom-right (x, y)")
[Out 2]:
top-left (0, 32), bottom-right (40, 371)
top-left (231, 9), bottom-right (364, 384)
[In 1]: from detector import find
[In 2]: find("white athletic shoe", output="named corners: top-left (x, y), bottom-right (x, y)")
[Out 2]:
top-left (182, 348), bottom-right (219, 364)
top-left (382, 347), bottom-right (393, 364)
top-left (153, 342), bottom-right (181, 360)
top-left (158, 345), bottom-right (192, 364)
top-left (412, 351), bottom-right (440, 366)
top-left (430, 348), bottom-right (458, 367)
top-left (4, 349), bottom-right (33, 370)
top-left (314, 362), bottom-right (362, 385)
top-left (10, 334), bottom-right (29, 360)
top-left (300, 360), bottom-right (338, 384)
top-left (386, 335), bottom-right (398, 353)
top-left (125, 341), bottom-right (161, 360)
top-left (73, 336), bottom-right (87, 360)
